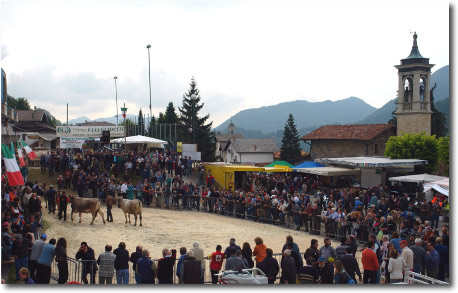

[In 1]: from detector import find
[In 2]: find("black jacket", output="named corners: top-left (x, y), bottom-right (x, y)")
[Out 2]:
top-left (181, 257), bottom-right (202, 284)
top-left (304, 247), bottom-right (320, 262)
top-left (113, 248), bottom-right (130, 270)
top-left (157, 250), bottom-right (177, 280)
top-left (341, 254), bottom-right (361, 281)
top-left (130, 251), bottom-right (142, 271)
top-left (259, 255), bottom-right (279, 280)
top-left (75, 246), bottom-right (98, 272)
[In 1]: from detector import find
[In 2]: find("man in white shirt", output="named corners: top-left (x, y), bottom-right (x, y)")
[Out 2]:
top-left (400, 240), bottom-right (414, 271)
top-left (120, 182), bottom-right (128, 198)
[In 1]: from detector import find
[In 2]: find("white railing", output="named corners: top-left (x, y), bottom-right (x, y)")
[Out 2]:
top-left (402, 270), bottom-right (449, 285)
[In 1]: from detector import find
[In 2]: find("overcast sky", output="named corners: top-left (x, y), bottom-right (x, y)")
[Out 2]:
top-left (1, 0), bottom-right (450, 127)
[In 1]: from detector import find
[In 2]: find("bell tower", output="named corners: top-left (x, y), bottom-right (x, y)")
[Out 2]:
top-left (394, 32), bottom-right (434, 136)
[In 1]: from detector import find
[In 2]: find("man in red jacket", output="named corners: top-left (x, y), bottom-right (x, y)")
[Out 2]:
top-left (209, 245), bottom-right (225, 284)
top-left (361, 240), bottom-right (379, 284)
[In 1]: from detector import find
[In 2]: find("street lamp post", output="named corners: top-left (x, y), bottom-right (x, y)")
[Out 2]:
top-left (191, 94), bottom-right (196, 144)
top-left (146, 44), bottom-right (152, 119)
top-left (114, 76), bottom-right (118, 126)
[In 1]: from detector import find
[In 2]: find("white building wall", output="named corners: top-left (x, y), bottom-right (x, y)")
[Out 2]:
top-left (239, 153), bottom-right (274, 164)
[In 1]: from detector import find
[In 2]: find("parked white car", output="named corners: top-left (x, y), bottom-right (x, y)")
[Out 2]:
top-left (216, 268), bottom-right (268, 285)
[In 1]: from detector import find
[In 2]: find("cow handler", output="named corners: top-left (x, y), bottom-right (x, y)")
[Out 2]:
top-left (105, 193), bottom-right (115, 222)
top-left (57, 191), bottom-right (70, 221)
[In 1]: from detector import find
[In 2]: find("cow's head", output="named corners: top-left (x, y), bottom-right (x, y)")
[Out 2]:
top-left (115, 195), bottom-right (122, 208)
top-left (69, 194), bottom-right (76, 203)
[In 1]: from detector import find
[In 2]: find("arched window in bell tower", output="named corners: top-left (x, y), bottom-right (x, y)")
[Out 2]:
top-left (419, 77), bottom-right (426, 103)
top-left (404, 78), bottom-right (413, 102)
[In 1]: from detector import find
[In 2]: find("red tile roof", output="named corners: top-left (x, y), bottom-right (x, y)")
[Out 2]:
top-left (301, 124), bottom-right (395, 141)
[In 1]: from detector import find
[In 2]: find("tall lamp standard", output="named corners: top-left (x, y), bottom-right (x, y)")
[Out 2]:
top-left (191, 94), bottom-right (196, 144)
top-left (114, 76), bottom-right (119, 126)
top-left (146, 44), bottom-right (152, 119)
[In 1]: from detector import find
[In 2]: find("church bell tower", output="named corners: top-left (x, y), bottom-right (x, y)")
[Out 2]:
top-left (394, 32), bottom-right (434, 136)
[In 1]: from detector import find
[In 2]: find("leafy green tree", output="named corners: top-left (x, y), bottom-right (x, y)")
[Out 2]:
top-left (384, 132), bottom-right (438, 173)
top-left (178, 77), bottom-right (216, 161)
top-left (280, 113), bottom-right (302, 163)
top-left (6, 95), bottom-right (31, 110)
top-left (430, 83), bottom-right (448, 137)
top-left (437, 135), bottom-right (449, 176)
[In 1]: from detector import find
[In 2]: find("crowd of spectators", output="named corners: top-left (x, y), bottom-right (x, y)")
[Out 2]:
top-left (1, 147), bottom-right (450, 284)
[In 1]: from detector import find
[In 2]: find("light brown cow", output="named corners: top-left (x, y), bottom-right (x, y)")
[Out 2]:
top-left (70, 195), bottom-right (106, 225)
top-left (115, 196), bottom-right (143, 226)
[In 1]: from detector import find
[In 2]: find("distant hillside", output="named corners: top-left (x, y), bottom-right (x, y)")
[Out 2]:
top-left (358, 99), bottom-right (397, 124)
top-left (68, 114), bottom-right (137, 125)
top-left (435, 97), bottom-right (450, 134)
top-left (358, 65), bottom-right (449, 124)
top-left (430, 65), bottom-right (449, 101)
top-left (214, 97), bottom-right (377, 134)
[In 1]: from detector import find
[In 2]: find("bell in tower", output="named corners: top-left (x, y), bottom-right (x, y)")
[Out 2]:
top-left (394, 32), bottom-right (434, 136)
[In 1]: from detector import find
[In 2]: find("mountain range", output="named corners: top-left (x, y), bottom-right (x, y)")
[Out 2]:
top-left (68, 114), bottom-right (138, 125)
top-left (214, 65), bottom-right (449, 135)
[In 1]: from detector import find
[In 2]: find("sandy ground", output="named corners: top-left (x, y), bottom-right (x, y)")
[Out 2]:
top-left (42, 203), bottom-right (340, 261)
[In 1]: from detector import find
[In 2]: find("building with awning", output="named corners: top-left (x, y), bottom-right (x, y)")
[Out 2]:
top-left (315, 156), bottom-right (428, 188)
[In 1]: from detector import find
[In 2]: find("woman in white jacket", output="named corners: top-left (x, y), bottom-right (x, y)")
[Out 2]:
top-left (387, 249), bottom-right (405, 283)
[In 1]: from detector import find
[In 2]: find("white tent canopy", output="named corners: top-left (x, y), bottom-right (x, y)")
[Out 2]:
top-left (388, 174), bottom-right (447, 183)
top-left (110, 135), bottom-right (167, 148)
top-left (423, 178), bottom-right (449, 197)
top-left (295, 166), bottom-right (360, 176)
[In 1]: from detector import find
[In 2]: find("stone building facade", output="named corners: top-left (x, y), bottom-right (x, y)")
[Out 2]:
top-left (301, 124), bottom-right (396, 160)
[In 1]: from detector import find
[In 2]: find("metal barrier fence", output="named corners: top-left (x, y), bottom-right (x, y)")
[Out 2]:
top-left (50, 253), bottom-right (285, 284)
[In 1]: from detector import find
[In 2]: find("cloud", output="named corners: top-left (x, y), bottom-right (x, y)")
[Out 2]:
top-left (1, 45), bottom-right (8, 60)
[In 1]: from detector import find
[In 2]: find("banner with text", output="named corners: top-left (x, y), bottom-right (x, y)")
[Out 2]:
top-left (60, 137), bottom-right (89, 148)
top-left (56, 126), bottom-right (124, 138)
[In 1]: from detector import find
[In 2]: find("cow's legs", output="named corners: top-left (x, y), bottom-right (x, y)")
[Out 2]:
top-left (79, 213), bottom-right (82, 223)
top-left (139, 213), bottom-right (142, 226)
top-left (134, 214), bottom-right (137, 226)
top-left (98, 208), bottom-right (106, 225)
top-left (71, 210), bottom-right (74, 222)
top-left (90, 211), bottom-right (96, 225)
top-left (128, 214), bottom-right (131, 223)
top-left (124, 212), bottom-right (128, 223)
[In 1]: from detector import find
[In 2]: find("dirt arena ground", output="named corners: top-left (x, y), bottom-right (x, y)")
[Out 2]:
top-left (42, 203), bottom-right (340, 260)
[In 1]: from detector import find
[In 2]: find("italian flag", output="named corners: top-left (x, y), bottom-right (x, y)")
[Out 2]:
top-left (16, 141), bottom-right (26, 167)
top-left (1, 144), bottom-right (25, 186)
top-left (21, 139), bottom-right (36, 160)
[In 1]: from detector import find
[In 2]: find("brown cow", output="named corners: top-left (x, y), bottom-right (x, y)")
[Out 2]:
top-left (115, 196), bottom-right (143, 226)
top-left (69, 195), bottom-right (106, 225)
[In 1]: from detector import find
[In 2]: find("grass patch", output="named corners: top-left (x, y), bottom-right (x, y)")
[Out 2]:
top-left (28, 168), bottom-right (60, 186)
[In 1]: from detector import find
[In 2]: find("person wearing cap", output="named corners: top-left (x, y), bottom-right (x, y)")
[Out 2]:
top-left (313, 256), bottom-right (333, 284)
top-left (29, 233), bottom-right (47, 280)
top-left (35, 238), bottom-right (56, 284)
top-left (400, 240), bottom-right (414, 272)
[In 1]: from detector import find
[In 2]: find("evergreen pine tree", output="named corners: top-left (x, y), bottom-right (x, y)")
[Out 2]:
top-left (280, 114), bottom-right (302, 162)
top-left (138, 109), bottom-right (145, 136)
top-left (164, 102), bottom-right (178, 124)
top-left (178, 77), bottom-right (216, 161)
